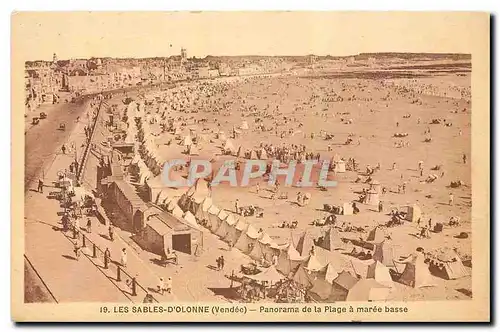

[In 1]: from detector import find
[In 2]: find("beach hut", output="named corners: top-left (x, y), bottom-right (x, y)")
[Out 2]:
top-left (335, 160), bottom-right (346, 173)
top-left (364, 190), bottom-right (380, 206)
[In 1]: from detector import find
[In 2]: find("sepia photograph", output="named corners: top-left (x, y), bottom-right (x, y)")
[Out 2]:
top-left (11, 11), bottom-right (490, 322)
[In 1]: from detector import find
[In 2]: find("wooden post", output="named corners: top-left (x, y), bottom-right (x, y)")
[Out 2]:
top-left (230, 270), bottom-right (234, 289)
top-left (131, 277), bottom-right (137, 296)
top-left (117, 265), bottom-right (121, 282)
top-left (82, 234), bottom-right (86, 247)
top-left (92, 244), bottom-right (97, 258)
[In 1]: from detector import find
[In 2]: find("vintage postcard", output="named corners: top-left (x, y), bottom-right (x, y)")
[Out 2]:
top-left (11, 11), bottom-right (490, 322)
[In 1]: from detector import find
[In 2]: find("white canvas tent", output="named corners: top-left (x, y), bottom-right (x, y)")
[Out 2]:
top-left (276, 243), bottom-right (306, 277)
top-left (234, 224), bottom-right (262, 254)
top-left (207, 205), bottom-right (221, 232)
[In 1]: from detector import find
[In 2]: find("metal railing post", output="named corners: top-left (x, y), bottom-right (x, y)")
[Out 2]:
top-left (116, 265), bottom-right (121, 282)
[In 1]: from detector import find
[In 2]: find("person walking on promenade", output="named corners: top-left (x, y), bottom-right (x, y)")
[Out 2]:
top-left (86, 218), bottom-right (92, 233)
top-left (220, 256), bottom-right (225, 271)
top-left (62, 144), bottom-right (66, 155)
top-left (37, 178), bottom-right (44, 193)
top-left (120, 248), bottom-right (128, 268)
top-left (108, 225), bottom-right (114, 241)
top-left (73, 241), bottom-right (81, 261)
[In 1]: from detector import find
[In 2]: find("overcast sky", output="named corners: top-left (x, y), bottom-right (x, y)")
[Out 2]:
top-left (12, 11), bottom-right (486, 61)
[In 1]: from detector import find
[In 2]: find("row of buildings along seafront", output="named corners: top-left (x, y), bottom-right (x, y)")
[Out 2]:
top-left (24, 49), bottom-right (291, 114)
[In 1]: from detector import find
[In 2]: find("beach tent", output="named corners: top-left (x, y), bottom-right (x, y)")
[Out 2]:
top-left (295, 232), bottom-right (317, 256)
top-left (249, 232), bottom-right (273, 261)
top-left (240, 120), bottom-right (249, 130)
top-left (215, 213), bottom-right (237, 239)
top-left (182, 135), bottom-right (193, 147)
top-left (428, 248), bottom-right (470, 280)
top-left (249, 150), bottom-right (259, 160)
top-left (293, 264), bottom-right (315, 288)
top-left (258, 148), bottom-right (268, 160)
top-left (236, 146), bottom-right (244, 157)
top-left (317, 227), bottom-right (344, 251)
top-left (372, 241), bottom-right (396, 268)
top-left (214, 212), bottom-right (229, 237)
top-left (276, 243), bottom-right (306, 277)
top-left (404, 204), bottom-right (422, 223)
top-left (183, 211), bottom-right (200, 229)
top-left (342, 202), bottom-right (354, 215)
top-left (310, 271), bottom-right (359, 302)
top-left (194, 196), bottom-right (213, 221)
top-left (217, 131), bottom-right (227, 141)
top-left (235, 224), bottom-right (262, 254)
top-left (398, 252), bottom-right (436, 288)
top-left (345, 279), bottom-right (391, 301)
top-left (207, 205), bottom-right (221, 232)
top-left (364, 190), bottom-right (380, 206)
top-left (245, 266), bottom-right (284, 284)
top-left (366, 226), bottom-right (385, 243)
top-left (223, 219), bottom-right (248, 245)
top-left (335, 160), bottom-right (346, 173)
top-left (223, 139), bottom-right (236, 155)
top-left (369, 180), bottom-right (382, 193)
top-left (318, 262), bottom-right (341, 283)
top-left (351, 259), bottom-right (394, 288)
top-left (188, 145), bottom-right (200, 156)
top-left (172, 205), bottom-right (184, 219)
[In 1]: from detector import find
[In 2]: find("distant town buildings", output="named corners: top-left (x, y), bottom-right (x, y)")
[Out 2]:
top-left (25, 49), bottom-right (294, 114)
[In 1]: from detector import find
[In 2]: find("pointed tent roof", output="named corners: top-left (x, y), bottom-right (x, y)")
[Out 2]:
top-left (183, 211), bottom-right (199, 229)
top-left (295, 231), bottom-right (317, 256)
top-left (225, 213), bottom-right (237, 226)
top-left (246, 266), bottom-right (284, 283)
top-left (366, 260), bottom-right (394, 288)
top-left (182, 135), bottom-right (193, 146)
top-left (240, 120), bottom-right (249, 130)
top-left (365, 226), bottom-right (385, 243)
top-left (345, 279), bottom-right (390, 302)
top-left (259, 148), bottom-right (268, 160)
top-left (372, 240), bottom-right (396, 268)
top-left (321, 262), bottom-right (340, 283)
top-left (293, 264), bottom-right (314, 288)
top-left (246, 224), bottom-right (261, 239)
top-left (398, 253), bottom-right (436, 288)
top-left (234, 219), bottom-right (248, 231)
top-left (217, 209), bottom-right (229, 222)
top-left (249, 150), bottom-right (259, 160)
top-left (188, 145), bottom-right (200, 156)
top-left (304, 254), bottom-right (326, 272)
top-left (318, 227), bottom-right (344, 251)
top-left (258, 233), bottom-right (273, 245)
top-left (208, 204), bottom-right (220, 216)
top-left (332, 271), bottom-right (359, 291)
top-left (224, 139), bottom-right (236, 153)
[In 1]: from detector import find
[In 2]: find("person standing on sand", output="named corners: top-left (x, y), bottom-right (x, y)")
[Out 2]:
top-left (462, 154), bottom-right (467, 164)
top-left (449, 193), bottom-right (454, 206)
top-left (38, 178), bottom-right (44, 193)
top-left (120, 248), bottom-right (128, 268)
top-left (378, 201), bottom-right (383, 213)
top-left (392, 162), bottom-right (397, 171)
top-left (235, 199), bottom-right (240, 215)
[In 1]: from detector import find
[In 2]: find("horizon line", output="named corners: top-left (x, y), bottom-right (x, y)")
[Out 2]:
top-left (25, 51), bottom-right (472, 63)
